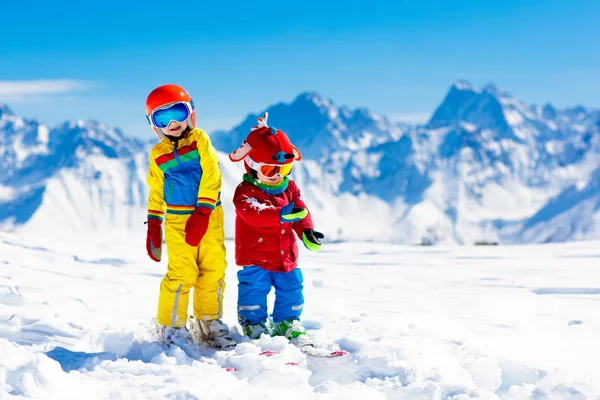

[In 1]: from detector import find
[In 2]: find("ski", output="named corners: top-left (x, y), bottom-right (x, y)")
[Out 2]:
top-left (258, 346), bottom-right (348, 359)
top-left (289, 335), bottom-right (349, 358)
top-left (297, 344), bottom-right (348, 358)
top-left (259, 350), bottom-right (299, 366)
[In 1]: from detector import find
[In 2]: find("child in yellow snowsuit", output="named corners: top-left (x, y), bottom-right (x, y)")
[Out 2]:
top-left (144, 84), bottom-right (235, 349)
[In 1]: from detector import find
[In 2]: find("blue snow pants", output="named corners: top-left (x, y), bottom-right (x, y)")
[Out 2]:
top-left (237, 266), bottom-right (304, 325)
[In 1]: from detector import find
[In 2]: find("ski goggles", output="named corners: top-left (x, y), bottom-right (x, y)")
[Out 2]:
top-left (246, 156), bottom-right (294, 177)
top-left (147, 101), bottom-right (193, 128)
top-left (259, 163), bottom-right (294, 177)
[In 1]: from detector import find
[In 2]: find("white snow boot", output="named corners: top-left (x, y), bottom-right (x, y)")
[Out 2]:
top-left (188, 315), bottom-right (236, 350)
top-left (156, 324), bottom-right (190, 346)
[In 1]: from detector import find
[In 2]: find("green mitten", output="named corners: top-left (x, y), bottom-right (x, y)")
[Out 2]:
top-left (302, 229), bottom-right (324, 251)
top-left (280, 202), bottom-right (307, 223)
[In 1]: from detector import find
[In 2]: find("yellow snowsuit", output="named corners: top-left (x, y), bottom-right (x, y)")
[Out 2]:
top-left (146, 128), bottom-right (227, 327)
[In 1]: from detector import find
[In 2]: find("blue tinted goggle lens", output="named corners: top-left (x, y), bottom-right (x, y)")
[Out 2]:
top-left (151, 102), bottom-right (190, 128)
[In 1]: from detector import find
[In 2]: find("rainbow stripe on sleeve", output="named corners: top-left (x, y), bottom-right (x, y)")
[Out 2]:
top-left (196, 197), bottom-right (216, 210)
top-left (147, 209), bottom-right (164, 222)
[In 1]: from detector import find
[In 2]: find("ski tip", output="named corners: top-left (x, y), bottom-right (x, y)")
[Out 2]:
top-left (285, 362), bottom-right (299, 366)
top-left (259, 350), bottom-right (278, 357)
top-left (329, 350), bottom-right (348, 357)
top-left (225, 367), bottom-right (237, 372)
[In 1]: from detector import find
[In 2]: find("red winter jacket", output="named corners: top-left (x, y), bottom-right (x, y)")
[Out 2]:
top-left (233, 179), bottom-right (314, 272)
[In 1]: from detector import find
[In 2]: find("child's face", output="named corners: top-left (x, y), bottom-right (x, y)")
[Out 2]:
top-left (257, 170), bottom-right (284, 185)
top-left (160, 120), bottom-right (187, 137)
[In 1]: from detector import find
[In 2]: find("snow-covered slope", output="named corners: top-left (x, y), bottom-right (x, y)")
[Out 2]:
top-left (2, 80), bottom-right (600, 244)
top-left (2, 231), bottom-right (599, 399)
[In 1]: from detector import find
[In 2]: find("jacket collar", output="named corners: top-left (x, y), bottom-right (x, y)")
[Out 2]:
top-left (243, 174), bottom-right (289, 194)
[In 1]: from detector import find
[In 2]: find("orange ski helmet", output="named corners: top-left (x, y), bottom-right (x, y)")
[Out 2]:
top-left (145, 84), bottom-right (196, 139)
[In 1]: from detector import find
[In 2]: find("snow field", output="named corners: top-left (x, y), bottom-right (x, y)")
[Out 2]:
top-left (1, 231), bottom-right (599, 399)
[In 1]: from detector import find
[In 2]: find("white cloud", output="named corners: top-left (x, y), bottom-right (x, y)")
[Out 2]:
top-left (0, 80), bottom-right (94, 102)
top-left (390, 112), bottom-right (431, 124)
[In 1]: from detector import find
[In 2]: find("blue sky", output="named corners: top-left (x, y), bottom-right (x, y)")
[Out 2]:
top-left (2, 0), bottom-right (599, 137)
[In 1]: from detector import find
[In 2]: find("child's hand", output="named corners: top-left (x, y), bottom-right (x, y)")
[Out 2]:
top-left (302, 229), bottom-right (324, 251)
top-left (280, 202), bottom-right (307, 223)
top-left (146, 220), bottom-right (163, 262)
top-left (185, 207), bottom-right (212, 246)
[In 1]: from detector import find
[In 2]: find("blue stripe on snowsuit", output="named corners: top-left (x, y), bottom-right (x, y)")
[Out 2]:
top-left (237, 266), bottom-right (304, 325)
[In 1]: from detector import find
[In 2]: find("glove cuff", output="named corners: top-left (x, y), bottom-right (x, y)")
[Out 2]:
top-left (147, 210), bottom-right (164, 225)
top-left (147, 218), bottom-right (162, 228)
top-left (194, 206), bottom-right (213, 216)
top-left (196, 197), bottom-right (217, 211)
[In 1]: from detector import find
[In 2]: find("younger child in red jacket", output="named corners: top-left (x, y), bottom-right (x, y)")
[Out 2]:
top-left (229, 113), bottom-right (323, 342)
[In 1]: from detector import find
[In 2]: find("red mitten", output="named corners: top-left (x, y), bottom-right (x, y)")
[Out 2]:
top-left (146, 219), bottom-right (162, 262)
top-left (185, 207), bottom-right (212, 246)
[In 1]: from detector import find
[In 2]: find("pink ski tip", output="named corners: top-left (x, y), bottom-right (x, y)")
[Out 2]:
top-left (259, 350), bottom-right (278, 357)
top-left (285, 362), bottom-right (299, 366)
top-left (225, 367), bottom-right (237, 372)
top-left (329, 351), bottom-right (348, 357)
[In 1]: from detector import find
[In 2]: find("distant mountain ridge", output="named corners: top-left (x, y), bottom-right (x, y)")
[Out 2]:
top-left (0, 107), bottom-right (147, 230)
top-left (2, 81), bottom-right (599, 244)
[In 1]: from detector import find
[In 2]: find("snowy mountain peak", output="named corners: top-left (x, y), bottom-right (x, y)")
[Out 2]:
top-left (287, 91), bottom-right (338, 119)
top-left (452, 80), bottom-right (481, 93)
top-left (353, 106), bottom-right (373, 118)
top-left (211, 91), bottom-right (403, 159)
top-left (292, 91), bottom-right (329, 107)
top-left (482, 82), bottom-right (508, 97)
top-left (542, 103), bottom-right (558, 120)
top-left (564, 105), bottom-right (590, 121)
top-left (0, 103), bottom-right (15, 119)
top-left (428, 81), bottom-right (509, 129)
top-left (49, 119), bottom-right (143, 160)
